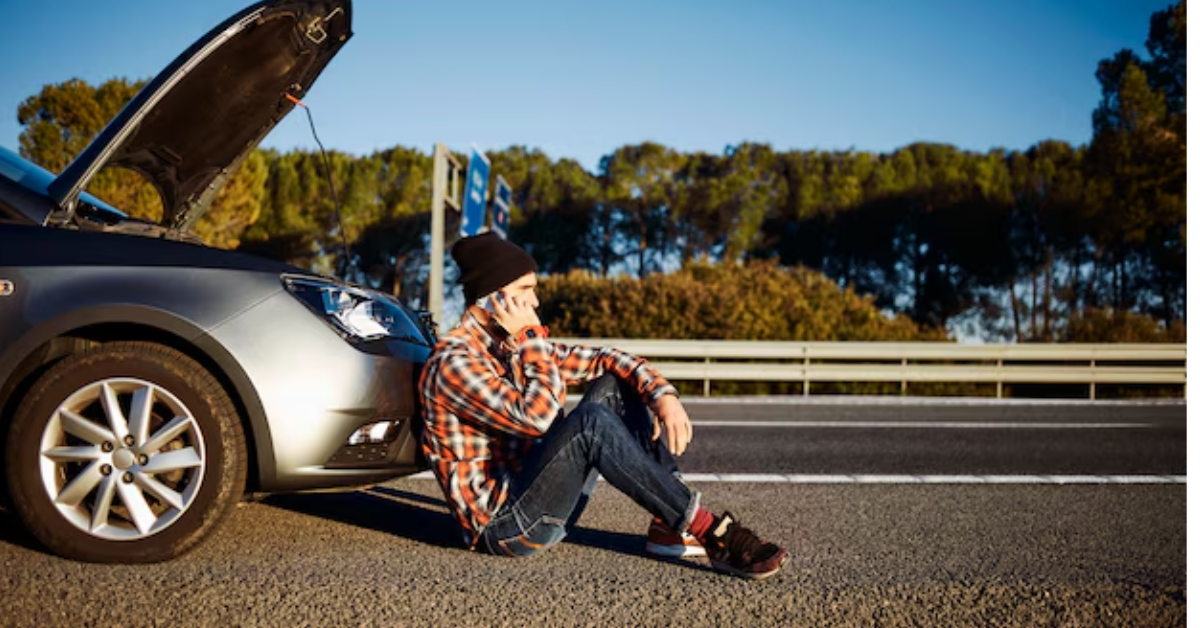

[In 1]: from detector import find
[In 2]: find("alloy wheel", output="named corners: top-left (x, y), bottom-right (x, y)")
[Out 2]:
top-left (37, 378), bottom-right (207, 541)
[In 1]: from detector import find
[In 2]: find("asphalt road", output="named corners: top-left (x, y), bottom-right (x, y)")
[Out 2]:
top-left (676, 399), bottom-right (1185, 476)
top-left (0, 401), bottom-right (1186, 627)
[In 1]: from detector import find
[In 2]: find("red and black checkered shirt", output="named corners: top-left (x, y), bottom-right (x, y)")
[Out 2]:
top-left (419, 314), bottom-right (677, 547)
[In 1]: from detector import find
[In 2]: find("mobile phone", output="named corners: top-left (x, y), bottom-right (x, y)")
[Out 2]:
top-left (476, 290), bottom-right (507, 313)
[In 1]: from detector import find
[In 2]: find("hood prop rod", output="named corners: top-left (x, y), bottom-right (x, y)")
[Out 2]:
top-left (286, 91), bottom-right (353, 282)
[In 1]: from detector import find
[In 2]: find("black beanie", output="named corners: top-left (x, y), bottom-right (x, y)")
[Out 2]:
top-left (451, 232), bottom-right (538, 303)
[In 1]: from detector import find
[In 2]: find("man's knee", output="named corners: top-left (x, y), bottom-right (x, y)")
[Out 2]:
top-left (592, 371), bottom-right (621, 389)
top-left (580, 372), bottom-right (622, 407)
top-left (573, 401), bottom-right (625, 435)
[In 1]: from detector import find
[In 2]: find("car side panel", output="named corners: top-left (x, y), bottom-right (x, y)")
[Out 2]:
top-left (0, 263), bottom-right (286, 489)
top-left (0, 264), bottom-right (284, 384)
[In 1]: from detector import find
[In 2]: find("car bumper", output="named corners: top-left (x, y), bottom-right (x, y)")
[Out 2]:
top-left (202, 290), bottom-right (431, 492)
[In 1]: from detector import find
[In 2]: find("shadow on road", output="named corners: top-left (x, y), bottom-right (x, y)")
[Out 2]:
top-left (2, 487), bottom-right (700, 568)
top-left (0, 507), bottom-right (44, 555)
top-left (266, 485), bottom-right (710, 572)
top-left (265, 486), bottom-right (463, 548)
top-left (563, 526), bottom-right (713, 574)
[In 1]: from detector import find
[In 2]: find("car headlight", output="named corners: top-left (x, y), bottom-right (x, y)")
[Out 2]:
top-left (283, 275), bottom-right (430, 345)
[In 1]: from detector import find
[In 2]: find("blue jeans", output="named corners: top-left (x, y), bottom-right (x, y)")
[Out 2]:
top-left (478, 374), bottom-right (698, 557)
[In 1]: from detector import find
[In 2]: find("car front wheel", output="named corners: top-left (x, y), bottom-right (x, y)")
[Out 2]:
top-left (6, 341), bottom-right (246, 563)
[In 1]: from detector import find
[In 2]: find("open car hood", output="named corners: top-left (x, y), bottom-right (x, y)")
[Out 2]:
top-left (46, 0), bottom-right (351, 231)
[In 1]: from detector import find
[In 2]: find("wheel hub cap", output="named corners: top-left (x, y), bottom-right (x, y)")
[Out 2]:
top-left (113, 449), bottom-right (136, 470)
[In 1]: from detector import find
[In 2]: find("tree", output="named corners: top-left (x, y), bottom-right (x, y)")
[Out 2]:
top-left (599, 143), bottom-right (681, 277)
top-left (672, 150), bottom-right (727, 262)
top-left (1144, 1), bottom-right (1187, 117)
top-left (17, 78), bottom-right (162, 221)
top-left (18, 77), bottom-right (270, 248)
top-left (14, 4), bottom-right (1185, 343)
top-left (240, 151), bottom-right (339, 270)
top-left (351, 146), bottom-right (433, 297)
top-left (1087, 2), bottom-right (1186, 323)
top-left (191, 150), bottom-right (268, 249)
top-left (1005, 141), bottom-right (1089, 340)
top-left (713, 143), bottom-right (781, 262)
top-left (504, 151), bottom-right (604, 274)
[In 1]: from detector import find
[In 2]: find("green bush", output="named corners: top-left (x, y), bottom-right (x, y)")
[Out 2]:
top-left (1065, 308), bottom-right (1186, 343)
top-left (538, 262), bottom-right (1183, 398)
top-left (539, 259), bottom-right (945, 341)
top-left (540, 260), bottom-right (956, 396)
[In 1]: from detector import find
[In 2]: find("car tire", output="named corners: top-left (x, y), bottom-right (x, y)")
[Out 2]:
top-left (5, 341), bottom-right (246, 563)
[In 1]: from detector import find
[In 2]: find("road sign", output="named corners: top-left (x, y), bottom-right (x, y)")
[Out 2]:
top-left (491, 175), bottom-right (511, 239)
top-left (460, 146), bottom-right (490, 237)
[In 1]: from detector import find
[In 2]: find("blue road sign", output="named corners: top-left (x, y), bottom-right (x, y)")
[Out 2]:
top-left (491, 175), bottom-right (511, 239)
top-left (460, 146), bottom-right (490, 237)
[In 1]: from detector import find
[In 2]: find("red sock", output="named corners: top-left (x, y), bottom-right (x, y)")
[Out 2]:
top-left (687, 507), bottom-right (715, 540)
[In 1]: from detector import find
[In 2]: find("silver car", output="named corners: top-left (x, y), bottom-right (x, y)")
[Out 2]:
top-left (0, 0), bottom-right (433, 563)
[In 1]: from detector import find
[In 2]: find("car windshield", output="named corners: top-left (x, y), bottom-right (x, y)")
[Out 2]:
top-left (0, 146), bottom-right (128, 223)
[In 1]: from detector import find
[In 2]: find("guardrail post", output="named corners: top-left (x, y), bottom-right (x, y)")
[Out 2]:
top-left (704, 357), bottom-right (711, 398)
top-left (996, 358), bottom-right (1003, 398)
top-left (803, 346), bottom-right (810, 397)
top-left (901, 357), bottom-right (907, 397)
top-left (1090, 358), bottom-right (1096, 401)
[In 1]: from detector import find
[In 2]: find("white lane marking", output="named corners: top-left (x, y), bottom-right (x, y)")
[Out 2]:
top-left (852, 475), bottom-right (921, 483)
top-left (783, 474), bottom-right (857, 483)
top-left (404, 471), bottom-right (1185, 484)
top-left (976, 475), bottom-right (1050, 484)
top-left (708, 473), bottom-right (790, 483)
top-left (1105, 475), bottom-right (1184, 484)
top-left (697, 474), bottom-right (1186, 484)
top-left (917, 475), bottom-right (987, 483)
top-left (566, 395), bottom-right (1185, 407)
top-left (690, 421), bottom-right (1152, 429)
top-left (684, 397), bottom-right (1184, 407)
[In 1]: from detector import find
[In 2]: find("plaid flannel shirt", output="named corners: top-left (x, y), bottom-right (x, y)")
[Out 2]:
top-left (419, 314), bottom-right (677, 547)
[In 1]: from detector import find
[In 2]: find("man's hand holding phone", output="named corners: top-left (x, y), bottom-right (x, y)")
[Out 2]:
top-left (483, 291), bottom-right (541, 337)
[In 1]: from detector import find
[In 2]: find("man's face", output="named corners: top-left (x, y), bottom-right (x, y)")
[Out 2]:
top-left (500, 272), bottom-right (539, 310)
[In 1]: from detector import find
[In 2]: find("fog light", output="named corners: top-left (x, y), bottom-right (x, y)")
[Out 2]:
top-left (347, 420), bottom-right (402, 445)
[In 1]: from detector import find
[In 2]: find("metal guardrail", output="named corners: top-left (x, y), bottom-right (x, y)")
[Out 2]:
top-left (551, 339), bottom-right (1187, 399)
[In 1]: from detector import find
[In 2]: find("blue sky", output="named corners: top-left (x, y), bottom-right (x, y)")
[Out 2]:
top-left (0, 0), bottom-right (1171, 172)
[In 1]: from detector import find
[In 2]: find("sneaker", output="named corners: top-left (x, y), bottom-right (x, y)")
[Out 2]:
top-left (702, 512), bottom-right (789, 580)
top-left (645, 518), bottom-right (707, 558)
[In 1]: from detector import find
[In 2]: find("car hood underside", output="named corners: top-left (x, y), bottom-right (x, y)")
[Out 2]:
top-left (46, 0), bottom-right (352, 232)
